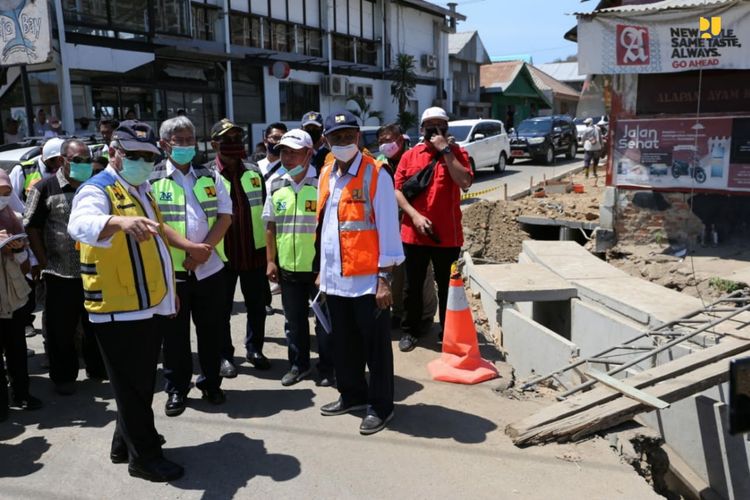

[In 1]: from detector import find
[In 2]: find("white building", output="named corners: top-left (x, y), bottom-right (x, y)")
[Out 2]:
top-left (0, 0), bottom-right (464, 150)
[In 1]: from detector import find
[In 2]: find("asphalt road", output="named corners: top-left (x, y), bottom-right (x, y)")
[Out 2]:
top-left (0, 288), bottom-right (658, 499)
top-left (466, 154), bottom-right (587, 202)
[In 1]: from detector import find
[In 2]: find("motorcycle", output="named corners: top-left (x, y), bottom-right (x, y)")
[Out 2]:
top-left (671, 159), bottom-right (707, 184)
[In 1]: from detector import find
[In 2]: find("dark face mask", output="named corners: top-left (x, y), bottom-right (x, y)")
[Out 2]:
top-left (219, 142), bottom-right (246, 159)
top-left (266, 142), bottom-right (281, 157)
top-left (424, 127), bottom-right (447, 142)
top-left (307, 129), bottom-right (322, 144)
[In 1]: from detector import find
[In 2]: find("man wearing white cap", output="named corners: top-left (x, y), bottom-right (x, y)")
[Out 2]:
top-left (263, 129), bottom-right (334, 387)
top-left (9, 137), bottom-right (66, 203)
top-left (581, 117), bottom-right (602, 180)
top-left (394, 106), bottom-right (472, 352)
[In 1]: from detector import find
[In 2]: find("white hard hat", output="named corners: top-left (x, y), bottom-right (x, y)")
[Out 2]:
top-left (42, 137), bottom-right (65, 161)
top-left (420, 106), bottom-right (449, 126)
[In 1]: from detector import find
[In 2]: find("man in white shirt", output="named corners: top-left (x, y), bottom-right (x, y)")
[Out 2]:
top-left (67, 120), bottom-right (183, 482)
top-left (9, 137), bottom-right (65, 203)
top-left (151, 116), bottom-right (232, 417)
top-left (316, 110), bottom-right (404, 435)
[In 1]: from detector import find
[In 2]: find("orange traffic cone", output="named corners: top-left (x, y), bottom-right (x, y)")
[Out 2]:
top-left (428, 265), bottom-right (498, 384)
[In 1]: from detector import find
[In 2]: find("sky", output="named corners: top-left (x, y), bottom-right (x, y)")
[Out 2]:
top-left (436, 0), bottom-right (593, 64)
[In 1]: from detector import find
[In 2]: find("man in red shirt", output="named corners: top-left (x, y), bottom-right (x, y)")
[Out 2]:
top-left (394, 107), bottom-right (472, 352)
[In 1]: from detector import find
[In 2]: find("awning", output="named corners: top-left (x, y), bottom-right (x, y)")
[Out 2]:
top-left (576, 0), bottom-right (750, 75)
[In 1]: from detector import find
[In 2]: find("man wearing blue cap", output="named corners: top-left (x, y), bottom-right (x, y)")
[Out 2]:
top-left (301, 111), bottom-right (329, 174)
top-left (316, 110), bottom-right (404, 435)
top-left (68, 120), bottom-right (183, 482)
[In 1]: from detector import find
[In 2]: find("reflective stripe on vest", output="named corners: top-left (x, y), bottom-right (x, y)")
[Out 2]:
top-left (221, 169), bottom-right (266, 250)
top-left (317, 155), bottom-right (381, 277)
top-left (150, 172), bottom-right (228, 272)
top-left (78, 170), bottom-right (170, 314)
top-left (21, 159), bottom-right (41, 198)
top-left (271, 178), bottom-right (317, 272)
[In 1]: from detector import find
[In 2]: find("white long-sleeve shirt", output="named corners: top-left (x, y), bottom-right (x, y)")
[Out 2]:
top-left (319, 152), bottom-right (404, 297)
top-left (9, 157), bottom-right (52, 201)
top-left (68, 166), bottom-right (176, 323)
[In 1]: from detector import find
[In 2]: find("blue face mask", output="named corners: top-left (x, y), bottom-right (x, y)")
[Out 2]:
top-left (69, 162), bottom-right (93, 182)
top-left (286, 165), bottom-right (305, 177)
top-left (120, 157), bottom-right (155, 186)
top-left (170, 145), bottom-right (195, 165)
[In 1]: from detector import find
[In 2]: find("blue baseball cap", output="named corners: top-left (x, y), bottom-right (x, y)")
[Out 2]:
top-left (323, 110), bottom-right (359, 136)
top-left (112, 120), bottom-right (160, 154)
top-left (301, 111), bottom-right (323, 128)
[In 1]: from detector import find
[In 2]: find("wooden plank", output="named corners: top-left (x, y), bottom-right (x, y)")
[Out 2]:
top-left (506, 337), bottom-right (750, 439)
top-left (512, 354), bottom-right (741, 446)
top-left (585, 369), bottom-right (670, 410)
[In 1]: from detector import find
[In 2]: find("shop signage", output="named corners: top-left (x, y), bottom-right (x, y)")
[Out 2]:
top-left (0, 0), bottom-right (51, 67)
top-left (578, 3), bottom-right (750, 74)
top-left (613, 116), bottom-right (750, 192)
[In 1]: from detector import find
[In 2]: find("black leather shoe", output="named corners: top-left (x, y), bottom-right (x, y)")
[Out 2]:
top-left (320, 397), bottom-right (367, 416)
top-left (10, 395), bottom-right (42, 411)
top-left (316, 374), bottom-right (336, 388)
top-left (246, 352), bottom-right (271, 370)
top-left (398, 334), bottom-right (417, 352)
top-left (111, 434), bottom-right (166, 464)
top-left (164, 393), bottom-right (186, 417)
top-left (359, 411), bottom-right (394, 435)
top-left (128, 457), bottom-right (184, 482)
top-left (200, 388), bottom-right (226, 405)
top-left (281, 367), bottom-right (311, 387)
top-left (219, 359), bottom-right (237, 378)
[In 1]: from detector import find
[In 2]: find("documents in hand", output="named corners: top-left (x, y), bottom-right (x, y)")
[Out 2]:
top-left (0, 232), bottom-right (27, 249)
top-left (310, 290), bottom-right (332, 334)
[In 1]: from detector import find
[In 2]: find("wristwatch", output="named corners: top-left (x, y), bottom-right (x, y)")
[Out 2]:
top-left (440, 145), bottom-right (452, 155)
top-left (377, 271), bottom-right (393, 285)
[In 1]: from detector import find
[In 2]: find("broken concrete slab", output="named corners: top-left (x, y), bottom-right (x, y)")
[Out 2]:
top-left (502, 308), bottom-right (579, 381)
top-left (471, 263), bottom-right (578, 303)
top-left (531, 254), bottom-right (629, 281)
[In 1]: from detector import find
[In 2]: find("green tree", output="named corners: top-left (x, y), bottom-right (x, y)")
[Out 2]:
top-left (347, 93), bottom-right (383, 126)
top-left (390, 53), bottom-right (417, 119)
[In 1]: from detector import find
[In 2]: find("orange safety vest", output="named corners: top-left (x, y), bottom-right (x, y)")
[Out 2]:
top-left (317, 154), bottom-right (382, 277)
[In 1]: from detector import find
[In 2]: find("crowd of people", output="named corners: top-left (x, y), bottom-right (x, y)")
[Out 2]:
top-left (0, 105), bottom-right (473, 482)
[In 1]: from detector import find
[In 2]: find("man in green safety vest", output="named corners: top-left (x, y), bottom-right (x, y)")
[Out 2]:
top-left (263, 129), bottom-right (334, 387)
top-left (205, 119), bottom-right (269, 378)
top-left (9, 137), bottom-right (66, 203)
top-left (150, 116), bottom-right (232, 416)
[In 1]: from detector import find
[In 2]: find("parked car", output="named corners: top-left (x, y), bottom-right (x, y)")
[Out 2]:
top-left (447, 119), bottom-right (510, 173)
top-left (0, 140), bottom-right (43, 173)
top-left (509, 115), bottom-right (577, 165)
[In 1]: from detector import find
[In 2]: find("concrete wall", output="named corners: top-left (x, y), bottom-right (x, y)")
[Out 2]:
top-left (501, 308), bottom-right (579, 381)
top-left (614, 190), bottom-right (704, 245)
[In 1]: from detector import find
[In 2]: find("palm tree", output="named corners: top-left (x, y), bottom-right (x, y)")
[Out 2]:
top-left (389, 53), bottom-right (417, 130)
top-left (347, 93), bottom-right (383, 126)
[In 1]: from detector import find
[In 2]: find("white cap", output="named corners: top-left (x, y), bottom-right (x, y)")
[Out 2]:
top-left (583, 117), bottom-right (593, 125)
top-left (41, 137), bottom-right (65, 161)
top-left (420, 106), bottom-right (449, 125)
top-left (278, 129), bottom-right (313, 150)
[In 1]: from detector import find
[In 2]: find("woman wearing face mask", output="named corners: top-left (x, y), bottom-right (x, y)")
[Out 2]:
top-left (0, 169), bottom-right (43, 422)
top-left (68, 120), bottom-right (183, 482)
top-left (24, 139), bottom-right (106, 396)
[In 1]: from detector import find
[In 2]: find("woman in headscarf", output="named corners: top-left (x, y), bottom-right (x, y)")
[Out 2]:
top-left (0, 169), bottom-right (42, 421)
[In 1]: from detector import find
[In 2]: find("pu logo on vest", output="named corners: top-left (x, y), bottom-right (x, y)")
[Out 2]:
top-left (112, 186), bottom-right (126, 201)
top-left (204, 186), bottom-right (217, 197)
top-left (159, 191), bottom-right (173, 201)
top-left (304, 200), bottom-right (316, 212)
top-left (349, 189), bottom-right (365, 203)
top-left (276, 200), bottom-right (288, 212)
top-left (251, 177), bottom-right (260, 188)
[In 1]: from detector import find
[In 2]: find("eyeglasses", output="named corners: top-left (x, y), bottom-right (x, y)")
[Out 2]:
top-left (119, 150), bottom-right (158, 162)
top-left (69, 155), bottom-right (92, 163)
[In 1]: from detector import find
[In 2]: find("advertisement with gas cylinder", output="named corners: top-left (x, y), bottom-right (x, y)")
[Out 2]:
top-left (613, 115), bottom-right (750, 192)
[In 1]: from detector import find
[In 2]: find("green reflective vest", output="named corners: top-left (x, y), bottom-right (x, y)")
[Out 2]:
top-left (270, 177), bottom-right (318, 273)
top-left (21, 158), bottom-right (41, 199)
top-left (150, 164), bottom-right (227, 272)
top-left (219, 167), bottom-right (266, 250)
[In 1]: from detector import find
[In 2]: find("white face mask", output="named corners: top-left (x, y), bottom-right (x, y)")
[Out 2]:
top-left (379, 141), bottom-right (400, 159)
top-left (331, 144), bottom-right (358, 163)
top-left (0, 195), bottom-right (11, 211)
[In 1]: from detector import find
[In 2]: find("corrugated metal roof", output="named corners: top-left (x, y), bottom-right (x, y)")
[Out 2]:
top-left (574, 0), bottom-right (735, 15)
top-left (527, 65), bottom-right (581, 99)
top-left (449, 31), bottom-right (476, 55)
top-left (480, 60), bottom-right (524, 91)
top-left (535, 62), bottom-right (585, 82)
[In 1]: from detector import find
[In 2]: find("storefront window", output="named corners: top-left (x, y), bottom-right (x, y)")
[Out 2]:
top-left (193, 4), bottom-right (219, 41)
top-left (279, 81), bottom-right (319, 121)
top-left (155, 0), bottom-right (191, 36)
top-left (233, 66), bottom-right (265, 127)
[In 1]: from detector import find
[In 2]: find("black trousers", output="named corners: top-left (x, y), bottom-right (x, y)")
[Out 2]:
top-left (94, 317), bottom-right (166, 462)
top-left (279, 278), bottom-right (334, 375)
top-left (221, 266), bottom-right (267, 361)
top-left (327, 294), bottom-right (393, 419)
top-left (45, 274), bottom-right (106, 383)
top-left (0, 308), bottom-right (31, 404)
top-left (403, 244), bottom-right (461, 336)
top-left (163, 269), bottom-right (225, 395)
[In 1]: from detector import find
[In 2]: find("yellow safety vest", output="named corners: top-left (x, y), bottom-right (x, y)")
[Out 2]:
top-left (270, 177), bottom-right (318, 273)
top-left (150, 164), bottom-right (227, 273)
top-left (78, 170), bottom-right (171, 314)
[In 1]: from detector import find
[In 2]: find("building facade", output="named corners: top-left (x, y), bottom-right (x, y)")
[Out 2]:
top-left (0, 0), bottom-right (464, 151)
top-left (448, 30), bottom-right (490, 118)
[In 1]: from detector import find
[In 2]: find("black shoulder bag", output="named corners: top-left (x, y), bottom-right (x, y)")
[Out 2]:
top-left (400, 156), bottom-right (439, 201)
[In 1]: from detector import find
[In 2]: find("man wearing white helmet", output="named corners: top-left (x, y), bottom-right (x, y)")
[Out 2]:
top-left (9, 137), bottom-right (66, 203)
